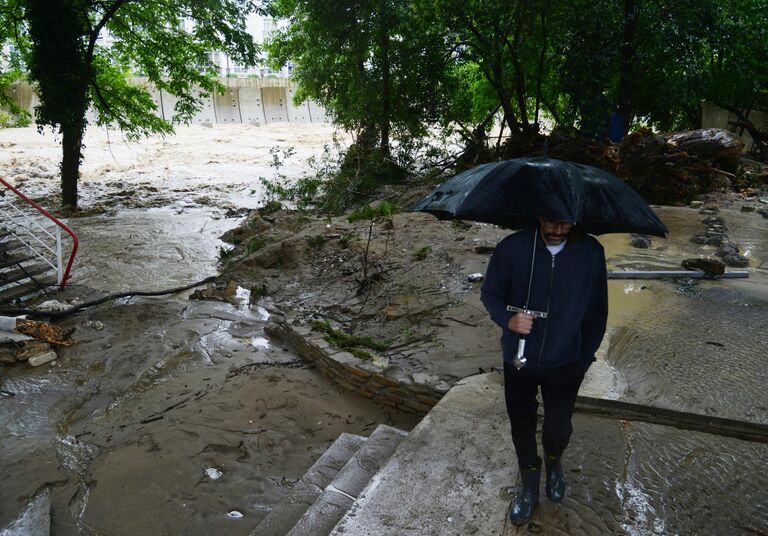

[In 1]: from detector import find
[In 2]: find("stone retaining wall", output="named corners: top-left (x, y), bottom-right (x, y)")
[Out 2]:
top-left (264, 319), bottom-right (449, 416)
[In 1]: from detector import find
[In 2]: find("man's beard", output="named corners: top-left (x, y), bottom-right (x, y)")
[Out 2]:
top-left (544, 233), bottom-right (567, 245)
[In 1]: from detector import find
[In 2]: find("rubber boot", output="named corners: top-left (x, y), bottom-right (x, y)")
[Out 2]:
top-left (545, 453), bottom-right (565, 502)
top-left (509, 458), bottom-right (541, 526)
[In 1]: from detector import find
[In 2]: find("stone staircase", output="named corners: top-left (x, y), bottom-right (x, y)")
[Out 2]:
top-left (251, 424), bottom-right (408, 536)
top-left (0, 228), bottom-right (58, 305)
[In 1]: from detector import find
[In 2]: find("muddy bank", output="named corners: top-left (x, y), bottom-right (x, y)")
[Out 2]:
top-left (0, 296), bottom-right (419, 534)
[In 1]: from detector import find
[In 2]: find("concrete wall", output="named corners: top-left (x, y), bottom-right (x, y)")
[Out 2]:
top-left (265, 319), bottom-right (448, 416)
top-left (702, 101), bottom-right (767, 152)
top-left (6, 78), bottom-right (328, 126)
top-left (261, 86), bottom-right (290, 124)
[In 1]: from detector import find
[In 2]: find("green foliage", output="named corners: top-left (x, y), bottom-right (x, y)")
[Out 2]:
top-left (15, 0), bottom-right (261, 206)
top-left (310, 320), bottom-right (391, 359)
top-left (267, 0), bottom-right (462, 154)
top-left (260, 200), bottom-right (283, 215)
top-left (347, 201), bottom-right (399, 223)
top-left (0, 109), bottom-right (31, 128)
top-left (0, 37), bottom-right (31, 128)
top-left (306, 235), bottom-right (327, 250)
top-left (338, 231), bottom-right (359, 249)
top-left (251, 282), bottom-right (268, 300)
top-left (218, 246), bottom-right (235, 263)
top-left (247, 237), bottom-right (267, 255)
top-left (412, 246), bottom-right (432, 261)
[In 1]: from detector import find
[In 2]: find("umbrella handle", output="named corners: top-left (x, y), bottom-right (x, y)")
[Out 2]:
top-left (513, 337), bottom-right (527, 370)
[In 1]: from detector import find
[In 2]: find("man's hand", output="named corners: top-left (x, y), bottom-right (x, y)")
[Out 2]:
top-left (507, 312), bottom-right (534, 334)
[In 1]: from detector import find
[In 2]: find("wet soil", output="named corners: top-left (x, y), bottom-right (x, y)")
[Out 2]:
top-left (1, 297), bottom-right (419, 535)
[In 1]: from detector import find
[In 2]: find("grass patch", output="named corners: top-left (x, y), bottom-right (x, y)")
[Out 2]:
top-left (412, 246), bottom-right (432, 261)
top-left (306, 235), bottom-right (327, 250)
top-left (310, 320), bottom-right (390, 359)
top-left (260, 200), bottom-right (282, 215)
top-left (247, 237), bottom-right (267, 255)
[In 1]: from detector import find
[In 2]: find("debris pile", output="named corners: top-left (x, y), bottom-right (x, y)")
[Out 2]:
top-left (0, 316), bottom-right (75, 366)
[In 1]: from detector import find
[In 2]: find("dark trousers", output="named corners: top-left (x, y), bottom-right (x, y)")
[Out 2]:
top-left (503, 360), bottom-right (585, 469)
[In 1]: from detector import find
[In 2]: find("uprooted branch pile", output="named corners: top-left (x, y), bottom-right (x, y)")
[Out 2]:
top-left (497, 128), bottom-right (757, 205)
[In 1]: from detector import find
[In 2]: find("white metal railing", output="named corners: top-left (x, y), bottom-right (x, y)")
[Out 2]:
top-left (0, 178), bottom-right (78, 289)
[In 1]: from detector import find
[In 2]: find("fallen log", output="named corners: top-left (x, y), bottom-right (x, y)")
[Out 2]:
top-left (576, 395), bottom-right (768, 444)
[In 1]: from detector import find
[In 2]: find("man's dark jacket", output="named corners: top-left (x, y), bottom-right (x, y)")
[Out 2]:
top-left (480, 226), bottom-right (608, 370)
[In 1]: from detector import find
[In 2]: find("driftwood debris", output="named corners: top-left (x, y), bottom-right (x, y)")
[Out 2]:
top-left (492, 127), bottom-right (750, 205)
top-left (616, 128), bottom-right (745, 204)
top-left (576, 395), bottom-right (768, 444)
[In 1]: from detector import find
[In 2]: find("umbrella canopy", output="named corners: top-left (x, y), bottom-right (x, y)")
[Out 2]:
top-left (411, 157), bottom-right (668, 237)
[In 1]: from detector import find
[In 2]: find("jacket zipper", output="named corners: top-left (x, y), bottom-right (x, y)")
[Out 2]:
top-left (537, 253), bottom-right (556, 371)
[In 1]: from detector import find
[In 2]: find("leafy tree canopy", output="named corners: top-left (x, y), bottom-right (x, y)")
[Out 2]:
top-left (9, 0), bottom-right (263, 206)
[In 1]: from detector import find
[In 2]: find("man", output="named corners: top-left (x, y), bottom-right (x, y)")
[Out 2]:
top-left (481, 215), bottom-right (608, 525)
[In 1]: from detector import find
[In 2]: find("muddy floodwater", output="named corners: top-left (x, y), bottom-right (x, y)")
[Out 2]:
top-left (2, 124), bottom-right (768, 535)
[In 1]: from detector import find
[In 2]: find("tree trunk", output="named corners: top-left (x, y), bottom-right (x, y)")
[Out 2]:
top-left (511, 2), bottom-right (529, 132)
top-left (617, 0), bottom-right (639, 137)
top-left (378, 0), bottom-right (391, 157)
top-left (60, 123), bottom-right (83, 208)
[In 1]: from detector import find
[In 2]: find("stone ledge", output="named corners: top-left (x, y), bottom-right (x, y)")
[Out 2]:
top-left (264, 319), bottom-right (446, 415)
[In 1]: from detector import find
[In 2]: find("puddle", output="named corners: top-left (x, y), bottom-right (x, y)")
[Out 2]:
top-left (250, 336), bottom-right (271, 349)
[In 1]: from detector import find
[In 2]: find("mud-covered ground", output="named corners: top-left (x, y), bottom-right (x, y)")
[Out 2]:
top-left (2, 123), bottom-right (768, 535)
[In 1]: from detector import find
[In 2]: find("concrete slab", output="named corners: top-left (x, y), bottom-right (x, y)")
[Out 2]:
top-left (287, 425), bottom-right (407, 536)
top-left (213, 87), bottom-right (242, 124)
top-left (251, 432), bottom-right (366, 536)
top-left (331, 373), bottom-right (514, 536)
top-left (330, 372), bottom-right (768, 535)
top-left (262, 87), bottom-right (289, 124)
top-left (308, 100), bottom-right (331, 123)
top-left (285, 86), bottom-right (312, 123)
top-left (239, 87), bottom-right (267, 125)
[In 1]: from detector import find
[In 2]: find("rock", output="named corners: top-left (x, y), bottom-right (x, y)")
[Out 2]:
top-left (702, 216), bottom-right (726, 227)
top-left (14, 340), bottom-right (51, 361)
top-left (689, 200), bottom-right (704, 208)
top-left (721, 254), bottom-right (749, 268)
top-left (704, 236), bottom-right (724, 246)
top-left (716, 242), bottom-right (739, 258)
top-left (758, 208), bottom-right (768, 219)
top-left (759, 198), bottom-right (768, 204)
top-left (467, 273), bottom-right (485, 282)
top-left (741, 205), bottom-right (756, 213)
top-left (473, 245), bottom-right (496, 254)
top-left (0, 350), bottom-right (17, 365)
top-left (690, 233), bottom-right (706, 245)
top-left (28, 350), bottom-right (57, 367)
top-left (681, 258), bottom-right (725, 275)
top-left (630, 235), bottom-right (651, 248)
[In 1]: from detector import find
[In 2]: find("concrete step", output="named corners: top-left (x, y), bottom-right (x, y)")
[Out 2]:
top-left (0, 262), bottom-right (52, 287)
top-left (0, 275), bottom-right (57, 305)
top-left (249, 432), bottom-right (366, 536)
top-left (285, 424), bottom-right (408, 536)
top-left (329, 374), bottom-right (512, 536)
top-left (0, 253), bottom-right (35, 270)
top-left (0, 238), bottom-right (26, 254)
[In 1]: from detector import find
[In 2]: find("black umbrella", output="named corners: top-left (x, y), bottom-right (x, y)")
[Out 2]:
top-left (412, 157), bottom-right (668, 237)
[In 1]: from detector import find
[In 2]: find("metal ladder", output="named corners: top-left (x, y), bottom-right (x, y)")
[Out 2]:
top-left (0, 177), bottom-right (78, 305)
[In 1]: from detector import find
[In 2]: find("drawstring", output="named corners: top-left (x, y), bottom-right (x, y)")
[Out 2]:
top-left (524, 228), bottom-right (537, 310)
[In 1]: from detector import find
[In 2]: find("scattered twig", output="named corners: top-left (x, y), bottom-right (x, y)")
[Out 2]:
top-left (737, 526), bottom-right (768, 536)
top-left (445, 316), bottom-right (478, 327)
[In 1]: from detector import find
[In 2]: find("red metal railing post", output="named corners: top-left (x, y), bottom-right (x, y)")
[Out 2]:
top-left (0, 177), bottom-right (79, 289)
